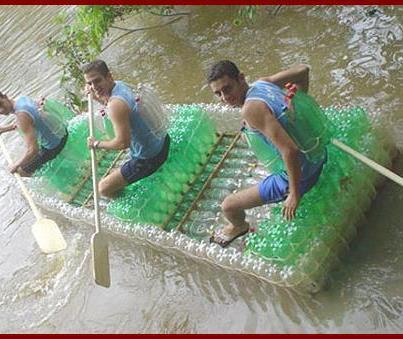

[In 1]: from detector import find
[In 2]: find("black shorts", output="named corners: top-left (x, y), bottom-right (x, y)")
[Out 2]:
top-left (22, 132), bottom-right (68, 175)
top-left (120, 134), bottom-right (170, 184)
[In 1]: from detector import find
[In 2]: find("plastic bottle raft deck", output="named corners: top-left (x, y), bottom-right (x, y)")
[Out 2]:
top-left (30, 95), bottom-right (395, 293)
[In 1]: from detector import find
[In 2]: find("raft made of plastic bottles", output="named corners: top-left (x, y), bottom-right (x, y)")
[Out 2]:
top-left (30, 97), bottom-right (396, 293)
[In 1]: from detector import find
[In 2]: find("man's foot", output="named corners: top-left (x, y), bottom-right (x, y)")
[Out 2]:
top-left (209, 224), bottom-right (250, 248)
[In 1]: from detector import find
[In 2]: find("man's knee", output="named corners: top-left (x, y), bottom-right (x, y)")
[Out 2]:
top-left (221, 194), bottom-right (238, 214)
top-left (98, 178), bottom-right (115, 198)
top-left (98, 174), bottom-right (127, 198)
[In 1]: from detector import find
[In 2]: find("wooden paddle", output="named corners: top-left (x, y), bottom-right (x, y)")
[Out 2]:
top-left (0, 135), bottom-right (67, 254)
top-left (88, 93), bottom-right (111, 288)
top-left (332, 138), bottom-right (403, 187)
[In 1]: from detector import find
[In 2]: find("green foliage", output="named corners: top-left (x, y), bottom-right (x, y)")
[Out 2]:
top-left (233, 6), bottom-right (258, 26)
top-left (233, 6), bottom-right (282, 26)
top-left (47, 5), bottom-right (174, 111)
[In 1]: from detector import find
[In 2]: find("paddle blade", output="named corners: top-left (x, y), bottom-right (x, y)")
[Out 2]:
top-left (91, 232), bottom-right (111, 288)
top-left (32, 218), bottom-right (67, 254)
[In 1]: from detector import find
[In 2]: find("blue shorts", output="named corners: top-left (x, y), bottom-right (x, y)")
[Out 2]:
top-left (121, 134), bottom-right (170, 184)
top-left (22, 131), bottom-right (68, 175)
top-left (258, 158), bottom-right (326, 204)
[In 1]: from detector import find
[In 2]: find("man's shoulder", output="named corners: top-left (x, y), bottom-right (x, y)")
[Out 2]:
top-left (16, 95), bottom-right (34, 106)
top-left (15, 96), bottom-right (36, 116)
top-left (242, 99), bottom-right (272, 116)
top-left (247, 80), bottom-right (279, 96)
top-left (114, 80), bottom-right (135, 92)
top-left (111, 81), bottom-right (136, 101)
top-left (253, 78), bottom-right (282, 90)
top-left (114, 80), bottom-right (128, 88)
top-left (108, 97), bottom-right (131, 116)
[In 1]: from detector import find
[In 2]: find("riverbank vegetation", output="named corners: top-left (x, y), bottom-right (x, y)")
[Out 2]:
top-left (47, 5), bottom-right (267, 111)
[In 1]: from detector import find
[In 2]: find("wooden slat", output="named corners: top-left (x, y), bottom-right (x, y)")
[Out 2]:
top-left (175, 132), bottom-right (242, 233)
top-left (81, 150), bottom-right (126, 207)
top-left (160, 133), bottom-right (225, 230)
top-left (65, 150), bottom-right (109, 204)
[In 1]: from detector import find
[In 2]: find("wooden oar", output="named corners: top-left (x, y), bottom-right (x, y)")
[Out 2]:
top-left (88, 93), bottom-right (111, 288)
top-left (0, 136), bottom-right (67, 253)
top-left (332, 138), bottom-right (403, 187)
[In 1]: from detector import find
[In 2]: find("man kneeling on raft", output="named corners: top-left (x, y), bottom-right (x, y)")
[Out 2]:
top-left (82, 60), bottom-right (170, 198)
top-left (0, 92), bottom-right (68, 176)
top-left (207, 60), bottom-right (327, 248)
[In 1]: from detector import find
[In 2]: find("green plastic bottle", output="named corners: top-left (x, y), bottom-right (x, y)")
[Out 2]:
top-left (283, 90), bottom-right (332, 163)
top-left (102, 116), bottom-right (115, 139)
top-left (43, 99), bottom-right (75, 123)
top-left (242, 127), bottom-right (284, 173)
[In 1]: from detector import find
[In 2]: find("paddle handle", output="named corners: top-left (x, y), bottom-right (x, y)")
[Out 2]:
top-left (88, 94), bottom-right (102, 233)
top-left (0, 135), bottom-right (42, 220)
top-left (331, 138), bottom-right (403, 187)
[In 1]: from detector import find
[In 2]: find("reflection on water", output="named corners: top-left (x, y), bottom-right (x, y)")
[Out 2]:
top-left (0, 5), bottom-right (402, 333)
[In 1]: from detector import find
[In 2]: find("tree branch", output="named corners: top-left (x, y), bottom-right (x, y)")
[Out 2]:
top-left (102, 16), bottom-right (185, 52)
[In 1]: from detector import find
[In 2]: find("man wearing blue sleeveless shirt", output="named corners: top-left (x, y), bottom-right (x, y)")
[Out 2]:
top-left (0, 92), bottom-right (68, 176)
top-left (207, 60), bottom-right (326, 247)
top-left (82, 60), bottom-right (170, 198)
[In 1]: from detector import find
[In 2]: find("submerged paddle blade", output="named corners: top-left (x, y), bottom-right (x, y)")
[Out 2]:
top-left (91, 232), bottom-right (111, 288)
top-left (32, 218), bottom-right (67, 254)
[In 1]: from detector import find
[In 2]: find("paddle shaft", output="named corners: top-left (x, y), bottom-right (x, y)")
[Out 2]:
top-left (88, 94), bottom-right (102, 233)
top-left (332, 138), bottom-right (403, 187)
top-left (0, 136), bottom-right (42, 220)
top-left (88, 93), bottom-right (111, 288)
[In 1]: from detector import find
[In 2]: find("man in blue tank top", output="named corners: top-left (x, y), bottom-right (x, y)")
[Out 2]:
top-left (207, 60), bottom-right (326, 247)
top-left (0, 92), bottom-right (68, 176)
top-left (82, 60), bottom-right (170, 198)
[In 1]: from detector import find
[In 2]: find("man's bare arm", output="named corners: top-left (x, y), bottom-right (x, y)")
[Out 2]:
top-left (260, 64), bottom-right (310, 92)
top-left (242, 100), bottom-right (301, 220)
top-left (89, 98), bottom-right (131, 151)
top-left (0, 123), bottom-right (17, 134)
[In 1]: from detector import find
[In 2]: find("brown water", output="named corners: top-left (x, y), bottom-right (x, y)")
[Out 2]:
top-left (0, 5), bottom-right (402, 334)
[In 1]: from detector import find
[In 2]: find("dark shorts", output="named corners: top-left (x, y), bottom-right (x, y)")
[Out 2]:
top-left (258, 156), bottom-right (326, 204)
top-left (22, 132), bottom-right (68, 175)
top-left (121, 134), bottom-right (170, 184)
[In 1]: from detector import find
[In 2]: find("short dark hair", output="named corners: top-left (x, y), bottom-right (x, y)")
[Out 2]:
top-left (207, 60), bottom-right (240, 84)
top-left (81, 59), bottom-right (110, 77)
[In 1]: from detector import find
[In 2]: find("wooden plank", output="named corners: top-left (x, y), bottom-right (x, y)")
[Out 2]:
top-left (65, 150), bottom-right (109, 204)
top-left (82, 150), bottom-right (126, 207)
top-left (160, 132), bottom-right (225, 230)
top-left (175, 132), bottom-right (242, 233)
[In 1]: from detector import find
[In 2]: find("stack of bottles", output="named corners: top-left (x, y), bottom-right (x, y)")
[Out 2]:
top-left (70, 149), bottom-right (119, 206)
top-left (106, 105), bottom-right (218, 226)
top-left (42, 98), bottom-right (76, 123)
top-left (30, 96), bottom-right (394, 291)
top-left (35, 117), bottom-right (87, 198)
top-left (242, 128), bottom-right (284, 173)
top-left (245, 94), bottom-right (393, 288)
top-left (164, 137), bottom-right (239, 236)
top-left (34, 103), bottom-right (111, 200)
top-left (283, 88), bottom-right (332, 163)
